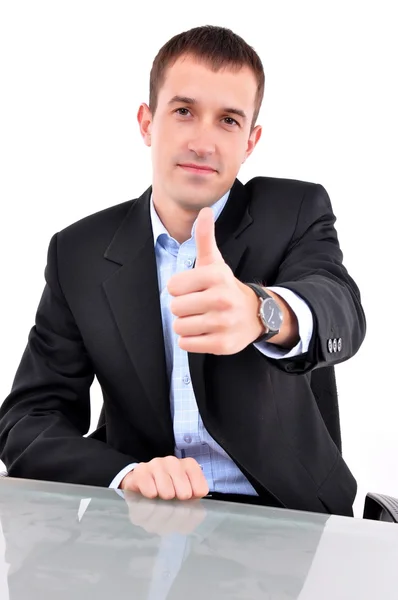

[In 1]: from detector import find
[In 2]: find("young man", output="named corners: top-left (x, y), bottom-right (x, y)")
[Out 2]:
top-left (0, 26), bottom-right (366, 516)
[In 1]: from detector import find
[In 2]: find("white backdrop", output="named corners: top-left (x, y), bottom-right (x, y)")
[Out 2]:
top-left (0, 1), bottom-right (396, 517)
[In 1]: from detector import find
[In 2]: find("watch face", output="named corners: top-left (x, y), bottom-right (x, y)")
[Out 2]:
top-left (260, 298), bottom-right (283, 331)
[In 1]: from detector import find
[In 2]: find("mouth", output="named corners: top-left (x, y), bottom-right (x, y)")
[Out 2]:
top-left (177, 163), bottom-right (217, 175)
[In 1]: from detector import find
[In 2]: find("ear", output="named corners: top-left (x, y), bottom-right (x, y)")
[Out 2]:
top-left (137, 103), bottom-right (152, 147)
top-left (243, 124), bottom-right (262, 162)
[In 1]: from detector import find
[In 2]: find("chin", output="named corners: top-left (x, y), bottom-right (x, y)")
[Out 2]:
top-left (164, 174), bottom-right (223, 208)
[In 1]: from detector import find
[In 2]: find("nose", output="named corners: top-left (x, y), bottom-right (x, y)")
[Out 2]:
top-left (187, 125), bottom-right (216, 157)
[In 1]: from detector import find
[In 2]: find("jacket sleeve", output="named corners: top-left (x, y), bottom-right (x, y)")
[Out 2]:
top-left (261, 183), bottom-right (366, 374)
top-left (0, 233), bottom-right (137, 486)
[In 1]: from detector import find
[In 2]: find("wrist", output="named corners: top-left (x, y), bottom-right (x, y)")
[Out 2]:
top-left (239, 281), bottom-right (266, 341)
top-left (263, 288), bottom-right (299, 348)
top-left (120, 469), bottom-right (137, 490)
top-left (244, 283), bottom-right (284, 343)
top-left (246, 285), bottom-right (268, 340)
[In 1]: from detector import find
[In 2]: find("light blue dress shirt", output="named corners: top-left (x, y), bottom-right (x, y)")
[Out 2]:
top-left (110, 190), bottom-right (313, 493)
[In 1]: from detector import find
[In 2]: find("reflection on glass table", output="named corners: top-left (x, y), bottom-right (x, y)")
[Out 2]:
top-left (0, 477), bottom-right (397, 599)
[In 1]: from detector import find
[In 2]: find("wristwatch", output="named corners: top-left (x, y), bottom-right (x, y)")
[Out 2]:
top-left (245, 283), bottom-right (284, 342)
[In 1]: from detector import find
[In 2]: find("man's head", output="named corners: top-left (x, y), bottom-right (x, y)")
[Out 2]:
top-left (138, 25), bottom-right (264, 218)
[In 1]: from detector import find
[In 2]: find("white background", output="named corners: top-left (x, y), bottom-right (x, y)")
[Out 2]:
top-left (0, 1), bottom-right (396, 517)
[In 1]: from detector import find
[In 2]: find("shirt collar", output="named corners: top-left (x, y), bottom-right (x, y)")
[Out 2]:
top-left (150, 189), bottom-right (231, 247)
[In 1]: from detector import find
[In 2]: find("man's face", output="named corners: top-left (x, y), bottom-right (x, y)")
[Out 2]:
top-left (138, 54), bottom-right (262, 212)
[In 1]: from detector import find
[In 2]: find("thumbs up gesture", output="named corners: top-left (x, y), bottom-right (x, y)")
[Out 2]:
top-left (167, 207), bottom-right (264, 355)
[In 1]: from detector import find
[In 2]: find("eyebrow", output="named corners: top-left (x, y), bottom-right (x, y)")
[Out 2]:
top-left (168, 95), bottom-right (247, 120)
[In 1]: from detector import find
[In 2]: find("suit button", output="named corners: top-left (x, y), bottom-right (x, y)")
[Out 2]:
top-left (332, 338), bottom-right (338, 353)
top-left (328, 339), bottom-right (333, 353)
top-left (337, 338), bottom-right (342, 352)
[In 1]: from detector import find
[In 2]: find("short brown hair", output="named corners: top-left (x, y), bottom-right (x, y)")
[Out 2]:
top-left (149, 25), bottom-right (265, 131)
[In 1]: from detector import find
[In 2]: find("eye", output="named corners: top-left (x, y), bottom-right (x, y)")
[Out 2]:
top-left (223, 117), bottom-right (239, 127)
top-left (175, 107), bottom-right (191, 116)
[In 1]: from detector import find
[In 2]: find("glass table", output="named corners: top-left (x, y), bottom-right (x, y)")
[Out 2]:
top-left (0, 477), bottom-right (397, 599)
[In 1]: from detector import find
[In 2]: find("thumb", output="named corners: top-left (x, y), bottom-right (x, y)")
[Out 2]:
top-left (195, 207), bottom-right (223, 267)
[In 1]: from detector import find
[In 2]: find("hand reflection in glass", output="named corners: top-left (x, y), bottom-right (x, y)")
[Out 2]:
top-left (124, 491), bottom-right (207, 536)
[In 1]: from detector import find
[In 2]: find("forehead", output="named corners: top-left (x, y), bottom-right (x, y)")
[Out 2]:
top-left (158, 54), bottom-right (258, 111)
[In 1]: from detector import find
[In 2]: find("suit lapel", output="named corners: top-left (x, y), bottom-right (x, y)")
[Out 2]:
top-left (102, 187), bottom-right (173, 443)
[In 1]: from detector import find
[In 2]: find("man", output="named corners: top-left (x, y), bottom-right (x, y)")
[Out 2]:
top-left (0, 25), bottom-right (366, 516)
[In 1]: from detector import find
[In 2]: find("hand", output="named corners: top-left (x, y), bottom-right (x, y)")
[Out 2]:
top-left (167, 207), bottom-right (263, 354)
top-left (120, 456), bottom-right (209, 500)
top-left (124, 493), bottom-right (207, 535)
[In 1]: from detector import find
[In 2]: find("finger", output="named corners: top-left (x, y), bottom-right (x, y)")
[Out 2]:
top-left (178, 333), bottom-right (230, 355)
top-left (152, 467), bottom-right (177, 500)
top-left (183, 459), bottom-right (209, 498)
top-left (174, 305), bottom-right (233, 336)
top-left (173, 315), bottom-right (208, 337)
top-left (167, 465), bottom-right (195, 501)
top-left (195, 207), bottom-right (224, 268)
top-left (170, 290), bottom-right (211, 318)
top-left (167, 264), bottom-right (222, 297)
top-left (132, 470), bottom-right (158, 499)
top-left (161, 456), bottom-right (194, 501)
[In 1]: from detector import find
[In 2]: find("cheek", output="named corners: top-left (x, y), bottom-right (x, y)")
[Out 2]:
top-left (223, 144), bottom-right (246, 170)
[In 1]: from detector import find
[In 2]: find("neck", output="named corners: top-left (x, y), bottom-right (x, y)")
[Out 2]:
top-left (152, 198), bottom-right (199, 244)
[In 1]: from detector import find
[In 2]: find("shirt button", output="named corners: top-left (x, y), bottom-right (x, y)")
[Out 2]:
top-left (182, 375), bottom-right (191, 385)
top-left (184, 434), bottom-right (192, 444)
top-left (185, 258), bottom-right (193, 268)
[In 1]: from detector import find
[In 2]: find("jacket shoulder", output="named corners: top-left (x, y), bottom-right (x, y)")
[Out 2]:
top-left (244, 176), bottom-right (322, 197)
top-left (58, 199), bottom-right (135, 241)
top-left (51, 198), bottom-right (138, 272)
top-left (243, 176), bottom-right (331, 216)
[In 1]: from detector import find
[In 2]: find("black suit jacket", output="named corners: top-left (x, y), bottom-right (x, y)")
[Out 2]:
top-left (0, 177), bottom-right (366, 516)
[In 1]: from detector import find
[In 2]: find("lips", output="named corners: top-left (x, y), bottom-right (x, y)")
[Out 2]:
top-left (178, 163), bottom-right (217, 174)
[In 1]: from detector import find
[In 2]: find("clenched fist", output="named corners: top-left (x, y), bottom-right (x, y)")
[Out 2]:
top-left (120, 456), bottom-right (209, 500)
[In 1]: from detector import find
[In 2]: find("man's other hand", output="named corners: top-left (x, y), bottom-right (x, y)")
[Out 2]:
top-left (120, 456), bottom-right (209, 500)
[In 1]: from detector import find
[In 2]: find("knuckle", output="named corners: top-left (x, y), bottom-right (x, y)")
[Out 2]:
top-left (143, 487), bottom-right (158, 499)
top-left (149, 457), bottom-right (163, 469)
top-left (164, 455), bottom-right (179, 467)
top-left (159, 489), bottom-right (176, 501)
top-left (182, 458), bottom-right (204, 476)
top-left (133, 462), bottom-right (149, 478)
top-left (202, 485), bottom-right (210, 497)
top-left (193, 485), bottom-right (209, 498)
top-left (213, 292), bottom-right (230, 311)
top-left (177, 488), bottom-right (193, 501)
top-left (182, 457), bottom-right (199, 469)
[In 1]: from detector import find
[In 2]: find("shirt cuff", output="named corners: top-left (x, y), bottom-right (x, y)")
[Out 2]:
top-left (109, 462), bottom-right (138, 490)
top-left (253, 286), bottom-right (313, 359)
